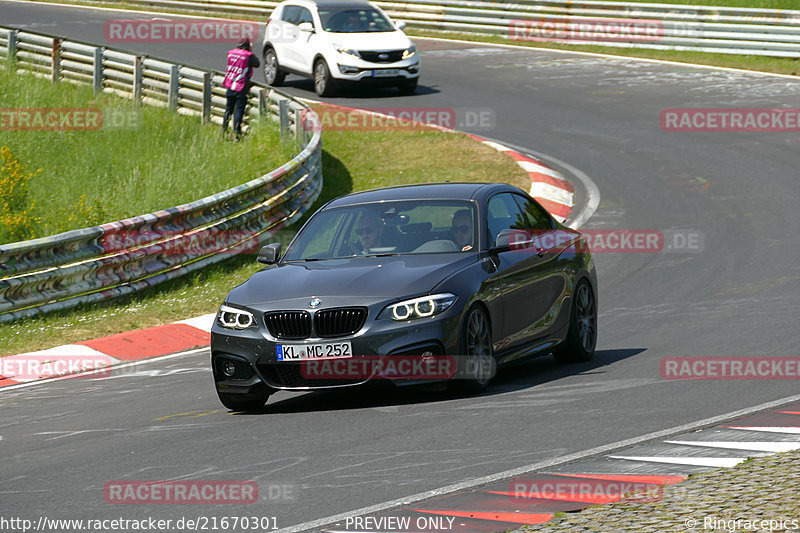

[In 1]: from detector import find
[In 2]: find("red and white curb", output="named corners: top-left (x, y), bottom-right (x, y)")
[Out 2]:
top-left (0, 314), bottom-right (215, 387)
top-left (316, 406), bottom-right (800, 532)
top-left (464, 135), bottom-right (574, 224)
top-left (304, 101), bottom-right (576, 224)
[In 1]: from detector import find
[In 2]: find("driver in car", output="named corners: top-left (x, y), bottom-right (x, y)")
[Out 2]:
top-left (342, 13), bottom-right (365, 32)
top-left (355, 211), bottom-right (385, 253)
top-left (451, 209), bottom-right (473, 251)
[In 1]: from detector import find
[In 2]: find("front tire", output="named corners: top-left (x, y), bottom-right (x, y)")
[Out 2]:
top-left (264, 48), bottom-right (285, 86)
top-left (552, 279), bottom-right (597, 363)
top-left (452, 305), bottom-right (495, 394)
top-left (314, 59), bottom-right (336, 96)
top-left (398, 78), bottom-right (418, 95)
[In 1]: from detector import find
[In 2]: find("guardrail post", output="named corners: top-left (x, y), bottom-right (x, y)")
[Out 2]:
top-left (7, 30), bottom-right (17, 62)
top-left (133, 56), bottom-right (143, 104)
top-left (278, 99), bottom-right (289, 143)
top-left (258, 88), bottom-right (268, 119)
top-left (51, 38), bottom-right (61, 83)
top-left (168, 64), bottom-right (179, 111)
top-left (92, 47), bottom-right (104, 94)
top-left (294, 107), bottom-right (304, 146)
top-left (201, 72), bottom-right (212, 124)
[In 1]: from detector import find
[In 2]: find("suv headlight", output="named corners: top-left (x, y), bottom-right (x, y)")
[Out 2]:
top-left (401, 45), bottom-right (416, 60)
top-left (334, 44), bottom-right (361, 59)
top-left (379, 293), bottom-right (457, 321)
top-left (217, 305), bottom-right (256, 330)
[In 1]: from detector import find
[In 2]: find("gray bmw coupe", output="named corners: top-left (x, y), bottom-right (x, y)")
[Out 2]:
top-left (211, 183), bottom-right (597, 411)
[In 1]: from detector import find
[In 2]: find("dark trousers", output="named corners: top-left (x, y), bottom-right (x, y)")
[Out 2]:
top-left (223, 88), bottom-right (248, 137)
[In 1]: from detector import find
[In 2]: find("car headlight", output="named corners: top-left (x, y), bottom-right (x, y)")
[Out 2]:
top-left (217, 304), bottom-right (256, 330)
top-left (334, 44), bottom-right (361, 59)
top-left (379, 293), bottom-right (457, 321)
top-left (401, 45), bottom-right (416, 60)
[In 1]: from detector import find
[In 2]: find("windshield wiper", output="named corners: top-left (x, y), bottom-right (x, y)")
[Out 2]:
top-left (360, 253), bottom-right (402, 258)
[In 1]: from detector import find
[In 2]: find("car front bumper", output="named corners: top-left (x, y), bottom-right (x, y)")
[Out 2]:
top-left (211, 307), bottom-right (461, 392)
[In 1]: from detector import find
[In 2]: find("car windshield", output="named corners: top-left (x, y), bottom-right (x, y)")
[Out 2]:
top-left (283, 200), bottom-right (478, 260)
top-left (319, 7), bottom-right (395, 33)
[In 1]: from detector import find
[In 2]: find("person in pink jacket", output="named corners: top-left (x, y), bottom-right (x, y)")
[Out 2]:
top-left (222, 38), bottom-right (260, 141)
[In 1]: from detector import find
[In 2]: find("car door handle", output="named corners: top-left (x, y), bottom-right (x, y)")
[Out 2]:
top-left (536, 247), bottom-right (546, 257)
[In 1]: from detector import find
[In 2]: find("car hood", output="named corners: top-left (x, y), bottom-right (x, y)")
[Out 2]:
top-left (227, 254), bottom-right (475, 309)
top-left (327, 31), bottom-right (411, 51)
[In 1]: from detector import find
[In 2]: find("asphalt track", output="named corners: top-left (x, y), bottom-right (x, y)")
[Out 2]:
top-left (1, 1), bottom-right (800, 530)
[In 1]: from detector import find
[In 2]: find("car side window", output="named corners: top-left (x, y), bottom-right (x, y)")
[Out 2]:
top-left (296, 7), bottom-right (315, 26)
top-left (513, 194), bottom-right (554, 231)
top-left (281, 5), bottom-right (301, 24)
top-left (487, 193), bottom-right (527, 245)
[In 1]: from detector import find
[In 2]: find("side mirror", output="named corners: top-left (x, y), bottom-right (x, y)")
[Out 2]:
top-left (257, 243), bottom-right (282, 264)
top-left (492, 229), bottom-right (532, 253)
top-left (395, 20), bottom-right (407, 31)
top-left (298, 22), bottom-right (314, 33)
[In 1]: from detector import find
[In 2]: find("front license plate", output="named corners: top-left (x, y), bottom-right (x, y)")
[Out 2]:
top-left (372, 69), bottom-right (396, 78)
top-left (276, 342), bottom-right (352, 361)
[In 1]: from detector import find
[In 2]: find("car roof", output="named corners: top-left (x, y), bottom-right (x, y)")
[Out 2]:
top-left (325, 182), bottom-right (524, 208)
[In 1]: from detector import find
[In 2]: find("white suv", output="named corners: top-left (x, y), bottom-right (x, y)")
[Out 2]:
top-left (261, 0), bottom-right (420, 96)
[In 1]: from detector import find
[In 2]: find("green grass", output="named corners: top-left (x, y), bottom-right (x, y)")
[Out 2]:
top-left (0, 63), bottom-right (292, 244)
top-left (0, 101), bottom-right (528, 355)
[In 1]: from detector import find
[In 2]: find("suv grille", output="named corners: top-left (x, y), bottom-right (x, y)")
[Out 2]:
top-left (314, 308), bottom-right (366, 338)
top-left (264, 311), bottom-right (311, 339)
top-left (359, 50), bottom-right (404, 63)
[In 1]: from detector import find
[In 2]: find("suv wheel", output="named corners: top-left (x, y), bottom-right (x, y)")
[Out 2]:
top-left (314, 59), bottom-right (336, 96)
top-left (264, 48), bottom-right (285, 86)
top-left (398, 78), bottom-right (418, 95)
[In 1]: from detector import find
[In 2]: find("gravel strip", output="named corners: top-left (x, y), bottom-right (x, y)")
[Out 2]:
top-left (515, 449), bottom-right (800, 532)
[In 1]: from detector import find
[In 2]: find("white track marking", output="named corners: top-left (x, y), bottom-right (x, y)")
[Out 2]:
top-left (530, 182), bottom-right (575, 206)
top-left (665, 440), bottom-right (800, 453)
top-left (274, 393), bottom-right (800, 533)
top-left (726, 426), bottom-right (800, 435)
top-left (175, 313), bottom-right (216, 332)
top-left (0, 348), bottom-right (208, 392)
top-left (607, 455), bottom-right (747, 468)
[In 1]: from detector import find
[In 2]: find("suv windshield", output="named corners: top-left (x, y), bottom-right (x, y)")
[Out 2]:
top-left (319, 7), bottom-right (395, 33)
top-left (283, 200), bottom-right (478, 260)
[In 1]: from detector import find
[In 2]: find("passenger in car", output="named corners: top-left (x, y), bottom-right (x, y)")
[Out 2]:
top-left (451, 209), bottom-right (474, 251)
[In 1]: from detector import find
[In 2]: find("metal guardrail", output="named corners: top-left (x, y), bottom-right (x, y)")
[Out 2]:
top-left (0, 25), bottom-right (323, 323)
top-left (85, 0), bottom-right (800, 58)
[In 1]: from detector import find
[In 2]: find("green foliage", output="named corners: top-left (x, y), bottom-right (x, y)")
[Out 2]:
top-left (0, 64), bottom-right (291, 244)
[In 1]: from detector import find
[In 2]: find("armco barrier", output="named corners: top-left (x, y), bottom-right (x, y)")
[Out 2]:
top-left (0, 26), bottom-right (322, 322)
top-left (77, 0), bottom-right (800, 58)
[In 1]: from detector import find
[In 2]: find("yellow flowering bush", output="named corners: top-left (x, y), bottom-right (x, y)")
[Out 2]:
top-left (0, 146), bottom-right (41, 243)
